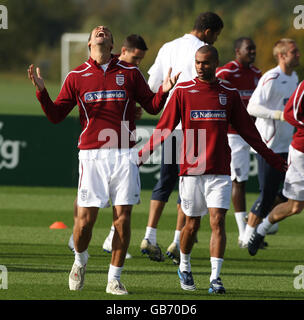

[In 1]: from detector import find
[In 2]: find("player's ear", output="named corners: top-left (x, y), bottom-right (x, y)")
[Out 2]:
top-left (121, 46), bottom-right (127, 55)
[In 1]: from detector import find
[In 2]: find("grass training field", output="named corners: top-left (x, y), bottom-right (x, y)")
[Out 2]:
top-left (0, 185), bottom-right (304, 301)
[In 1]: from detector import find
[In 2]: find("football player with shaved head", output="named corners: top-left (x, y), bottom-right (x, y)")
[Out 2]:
top-left (139, 45), bottom-right (287, 294)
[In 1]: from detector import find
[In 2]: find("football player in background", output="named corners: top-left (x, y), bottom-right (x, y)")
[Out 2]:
top-left (242, 39), bottom-right (300, 249)
top-left (216, 37), bottom-right (261, 247)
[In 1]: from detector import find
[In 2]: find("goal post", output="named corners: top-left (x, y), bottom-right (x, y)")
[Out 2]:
top-left (61, 33), bottom-right (90, 84)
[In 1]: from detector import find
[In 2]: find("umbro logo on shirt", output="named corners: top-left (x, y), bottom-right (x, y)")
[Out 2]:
top-left (82, 73), bottom-right (93, 77)
top-left (188, 90), bottom-right (200, 93)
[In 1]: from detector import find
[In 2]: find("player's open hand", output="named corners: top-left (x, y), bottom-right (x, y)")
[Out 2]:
top-left (27, 64), bottom-right (45, 92)
top-left (162, 67), bottom-right (181, 93)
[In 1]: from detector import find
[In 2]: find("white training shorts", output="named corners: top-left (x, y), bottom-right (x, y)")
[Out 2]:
top-left (228, 134), bottom-right (250, 182)
top-left (283, 145), bottom-right (304, 201)
top-left (77, 148), bottom-right (140, 208)
top-left (179, 175), bottom-right (232, 217)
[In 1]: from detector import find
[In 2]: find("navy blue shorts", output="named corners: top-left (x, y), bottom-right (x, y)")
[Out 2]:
top-left (151, 134), bottom-right (181, 204)
top-left (250, 152), bottom-right (288, 218)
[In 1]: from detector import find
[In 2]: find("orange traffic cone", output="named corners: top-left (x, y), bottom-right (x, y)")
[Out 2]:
top-left (49, 221), bottom-right (68, 229)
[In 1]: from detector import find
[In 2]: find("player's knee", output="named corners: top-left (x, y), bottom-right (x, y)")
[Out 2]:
top-left (185, 217), bottom-right (200, 234)
top-left (210, 213), bottom-right (225, 231)
top-left (114, 213), bottom-right (131, 230)
top-left (290, 202), bottom-right (304, 215)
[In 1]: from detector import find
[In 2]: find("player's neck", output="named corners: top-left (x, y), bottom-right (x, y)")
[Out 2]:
top-left (190, 30), bottom-right (203, 41)
top-left (236, 58), bottom-right (251, 68)
top-left (90, 48), bottom-right (112, 66)
top-left (198, 76), bottom-right (217, 84)
top-left (279, 63), bottom-right (293, 76)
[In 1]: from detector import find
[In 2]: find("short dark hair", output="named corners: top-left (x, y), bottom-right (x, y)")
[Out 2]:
top-left (234, 37), bottom-right (254, 50)
top-left (196, 45), bottom-right (219, 61)
top-left (122, 34), bottom-right (148, 51)
top-left (193, 12), bottom-right (224, 33)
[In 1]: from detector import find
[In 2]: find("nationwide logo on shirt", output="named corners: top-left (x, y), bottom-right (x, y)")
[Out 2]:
top-left (190, 110), bottom-right (227, 121)
top-left (84, 90), bottom-right (126, 103)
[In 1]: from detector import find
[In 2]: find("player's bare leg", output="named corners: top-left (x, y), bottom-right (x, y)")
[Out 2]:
top-left (69, 206), bottom-right (98, 290)
top-left (105, 205), bottom-right (132, 295)
top-left (68, 198), bottom-right (78, 252)
top-left (269, 199), bottom-right (304, 223)
top-left (209, 208), bottom-right (227, 258)
top-left (147, 200), bottom-right (166, 228)
top-left (207, 207), bottom-right (226, 294)
top-left (176, 204), bottom-right (185, 230)
top-left (247, 212), bottom-right (262, 228)
top-left (178, 215), bottom-right (200, 291)
top-left (74, 206), bottom-right (99, 253)
top-left (248, 200), bottom-right (304, 256)
top-left (167, 204), bottom-right (185, 264)
top-left (180, 216), bottom-right (200, 254)
top-left (140, 200), bottom-right (166, 261)
top-left (111, 205), bottom-right (132, 267)
top-left (73, 198), bottom-right (78, 222)
top-left (231, 180), bottom-right (246, 212)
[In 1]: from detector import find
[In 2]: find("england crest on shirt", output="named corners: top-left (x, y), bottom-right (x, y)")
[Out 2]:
top-left (219, 93), bottom-right (227, 105)
top-left (116, 74), bottom-right (124, 86)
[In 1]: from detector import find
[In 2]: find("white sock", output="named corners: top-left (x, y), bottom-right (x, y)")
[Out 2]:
top-left (179, 251), bottom-right (191, 273)
top-left (210, 257), bottom-right (224, 282)
top-left (107, 225), bottom-right (115, 240)
top-left (108, 264), bottom-right (123, 282)
top-left (173, 230), bottom-right (180, 247)
top-left (145, 227), bottom-right (157, 246)
top-left (234, 211), bottom-right (247, 239)
top-left (74, 249), bottom-right (88, 267)
top-left (257, 215), bottom-right (273, 237)
top-left (68, 233), bottom-right (74, 250)
top-left (242, 224), bottom-right (255, 245)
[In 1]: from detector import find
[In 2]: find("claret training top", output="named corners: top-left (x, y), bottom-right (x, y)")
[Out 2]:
top-left (284, 80), bottom-right (304, 153)
top-left (139, 78), bottom-right (286, 176)
top-left (36, 55), bottom-right (169, 149)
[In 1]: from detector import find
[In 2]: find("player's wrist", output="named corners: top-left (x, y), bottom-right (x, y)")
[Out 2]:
top-left (273, 110), bottom-right (284, 121)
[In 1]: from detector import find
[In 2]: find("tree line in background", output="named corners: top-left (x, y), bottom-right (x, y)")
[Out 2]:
top-left (0, 0), bottom-right (303, 80)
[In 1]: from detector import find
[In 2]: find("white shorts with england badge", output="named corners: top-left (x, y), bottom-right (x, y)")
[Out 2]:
top-left (77, 148), bottom-right (141, 208)
top-left (179, 175), bottom-right (232, 217)
top-left (228, 134), bottom-right (250, 182)
top-left (283, 145), bottom-right (304, 201)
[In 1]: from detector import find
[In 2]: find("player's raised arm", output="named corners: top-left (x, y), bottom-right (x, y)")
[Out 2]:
top-left (27, 64), bottom-right (45, 92)
top-left (28, 63), bottom-right (76, 124)
top-left (162, 67), bottom-right (181, 93)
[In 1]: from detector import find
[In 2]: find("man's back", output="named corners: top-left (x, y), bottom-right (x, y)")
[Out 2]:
top-left (249, 65), bottom-right (298, 153)
top-left (148, 34), bottom-right (206, 92)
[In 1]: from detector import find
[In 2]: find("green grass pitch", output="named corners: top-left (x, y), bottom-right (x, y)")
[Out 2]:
top-left (0, 185), bottom-right (304, 300)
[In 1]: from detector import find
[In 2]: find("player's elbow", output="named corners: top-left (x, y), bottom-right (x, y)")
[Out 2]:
top-left (247, 102), bottom-right (256, 117)
top-left (46, 114), bottom-right (63, 124)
